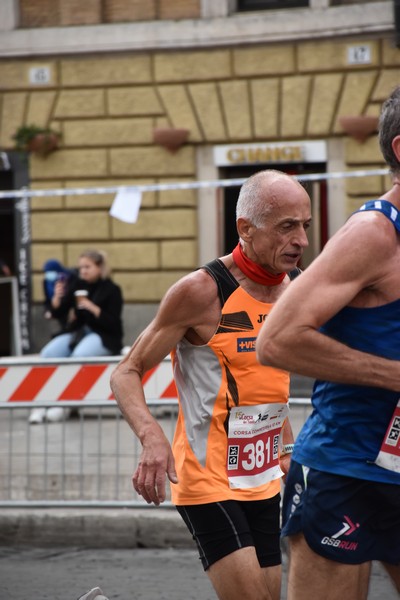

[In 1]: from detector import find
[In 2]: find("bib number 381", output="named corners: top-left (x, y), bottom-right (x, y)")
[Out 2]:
top-left (227, 403), bottom-right (288, 489)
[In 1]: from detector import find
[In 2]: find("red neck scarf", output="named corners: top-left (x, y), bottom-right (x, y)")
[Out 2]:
top-left (232, 242), bottom-right (285, 286)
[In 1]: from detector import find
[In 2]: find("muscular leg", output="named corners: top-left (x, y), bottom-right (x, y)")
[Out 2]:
top-left (207, 546), bottom-right (280, 600)
top-left (381, 562), bottom-right (400, 595)
top-left (287, 534), bottom-right (371, 600)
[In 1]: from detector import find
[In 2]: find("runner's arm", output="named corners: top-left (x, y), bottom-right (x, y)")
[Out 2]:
top-left (110, 269), bottom-right (218, 505)
top-left (257, 213), bottom-right (400, 391)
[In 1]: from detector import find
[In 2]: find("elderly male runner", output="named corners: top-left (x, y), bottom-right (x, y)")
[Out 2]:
top-left (256, 88), bottom-right (400, 599)
top-left (111, 169), bottom-right (312, 600)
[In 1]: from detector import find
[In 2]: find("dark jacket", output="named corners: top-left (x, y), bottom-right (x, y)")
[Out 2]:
top-left (51, 277), bottom-right (124, 354)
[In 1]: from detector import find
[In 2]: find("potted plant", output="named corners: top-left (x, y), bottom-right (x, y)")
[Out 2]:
top-left (12, 124), bottom-right (61, 157)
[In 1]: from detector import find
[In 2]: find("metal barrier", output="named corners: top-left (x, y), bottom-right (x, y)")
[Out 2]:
top-left (0, 356), bottom-right (312, 507)
top-left (0, 400), bottom-right (179, 508)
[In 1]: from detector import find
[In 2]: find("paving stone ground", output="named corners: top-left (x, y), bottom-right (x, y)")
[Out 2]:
top-left (0, 546), bottom-right (397, 600)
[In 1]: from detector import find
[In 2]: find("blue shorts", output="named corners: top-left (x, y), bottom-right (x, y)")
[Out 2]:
top-left (282, 460), bottom-right (400, 565)
top-left (176, 495), bottom-right (281, 570)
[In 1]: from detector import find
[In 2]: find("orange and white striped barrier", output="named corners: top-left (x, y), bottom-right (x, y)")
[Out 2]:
top-left (0, 356), bottom-right (177, 404)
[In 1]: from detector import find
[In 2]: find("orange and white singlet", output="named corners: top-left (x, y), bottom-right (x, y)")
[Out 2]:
top-left (171, 259), bottom-right (291, 505)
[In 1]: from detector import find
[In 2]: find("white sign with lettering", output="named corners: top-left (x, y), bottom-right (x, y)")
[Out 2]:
top-left (213, 141), bottom-right (327, 167)
top-left (29, 67), bottom-right (51, 85)
top-left (347, 45), bottom-right (372, 65)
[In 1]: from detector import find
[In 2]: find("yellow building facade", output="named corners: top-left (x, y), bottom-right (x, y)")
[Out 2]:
top-left (0, 0), bottom-right (397, 347)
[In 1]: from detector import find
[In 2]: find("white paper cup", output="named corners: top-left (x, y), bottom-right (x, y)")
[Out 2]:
top-left (74, 289), bottom-right (88, 307)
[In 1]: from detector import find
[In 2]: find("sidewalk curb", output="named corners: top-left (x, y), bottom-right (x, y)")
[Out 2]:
top-left (0, 508), bottom-right (193, 549)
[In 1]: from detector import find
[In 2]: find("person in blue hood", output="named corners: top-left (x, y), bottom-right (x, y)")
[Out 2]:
top-left (42, 259), bottom-right (77, 325)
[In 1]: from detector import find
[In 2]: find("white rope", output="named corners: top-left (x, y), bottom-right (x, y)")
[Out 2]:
top-left (0, 168), bottom-right (389, 200)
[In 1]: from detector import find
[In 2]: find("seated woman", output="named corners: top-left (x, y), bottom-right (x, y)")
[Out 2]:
top-left (29, 249), bottom-right (124, 424)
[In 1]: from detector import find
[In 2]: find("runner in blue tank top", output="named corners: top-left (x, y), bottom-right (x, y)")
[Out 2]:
top-left (257, 86), bottom-right (400, 599)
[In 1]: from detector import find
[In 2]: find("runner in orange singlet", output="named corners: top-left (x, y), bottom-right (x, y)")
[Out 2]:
top-left (111, 169), bottom-right (312, 600)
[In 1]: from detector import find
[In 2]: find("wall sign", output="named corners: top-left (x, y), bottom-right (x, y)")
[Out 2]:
top-left (29, 66), bottom-right (51, 85)
top-left (347, 45), bottom-right (372, 65)
top-left (213, 140), bottom-right (327, 167)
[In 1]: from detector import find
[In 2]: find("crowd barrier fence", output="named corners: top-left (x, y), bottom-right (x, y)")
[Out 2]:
top-left (0, 355), bottom-right (312, 507)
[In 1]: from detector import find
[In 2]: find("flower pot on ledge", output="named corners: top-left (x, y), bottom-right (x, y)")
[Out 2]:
top-left (12, 125), bottom-right (61, 157)
top-left (153, 127), bottom-right (190, 153)
top-left (338, 115), bottom-right (379, 143)
top-left (26, 132), bottom-right (60, 157)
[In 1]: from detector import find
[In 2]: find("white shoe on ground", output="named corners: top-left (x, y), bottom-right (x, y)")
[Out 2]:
top-left (46, 406), bottom-right (71, 422)
top-left (28, 407), bottom-right (47, 424)
top-left (77, 587), bottom-right (110, 600)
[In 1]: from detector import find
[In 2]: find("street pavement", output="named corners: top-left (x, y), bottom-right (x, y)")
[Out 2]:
top-left (0, 546), bottom-right (215, 600)
top-left (0, 545), bottom-right (397, 600)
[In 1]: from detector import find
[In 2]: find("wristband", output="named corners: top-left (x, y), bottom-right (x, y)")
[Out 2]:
top-left (281, 443), bottom-right (294, 456)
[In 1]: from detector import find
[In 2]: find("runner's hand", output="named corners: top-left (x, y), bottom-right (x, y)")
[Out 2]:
top-left (133, 434), bottom-right (178, 505)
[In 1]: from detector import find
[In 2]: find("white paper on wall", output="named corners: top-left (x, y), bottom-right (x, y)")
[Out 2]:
top-left (109, 188), bottom-right (142, 223)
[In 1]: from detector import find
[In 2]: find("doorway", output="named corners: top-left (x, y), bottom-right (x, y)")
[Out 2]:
top-left (0, 172), bottom-right (15, 273)
top-left (0, 152), bottom-right (30, 355)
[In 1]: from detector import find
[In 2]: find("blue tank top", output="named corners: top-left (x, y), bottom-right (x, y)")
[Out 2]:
top-left (293, 200), bottom-right (400, 484)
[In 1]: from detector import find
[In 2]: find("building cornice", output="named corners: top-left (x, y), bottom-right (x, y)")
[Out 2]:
top-left (0, 2), bottom-right (394, 58)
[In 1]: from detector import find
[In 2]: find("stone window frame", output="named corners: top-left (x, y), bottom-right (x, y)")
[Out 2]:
top-left (236, 0), bottom-right (309, 11)
top-left (2, 1), bottom-right (385, 28)
top-left (0, 1), bottom-right (392, 54)
top-left (201, 0), bottom-right (346, 16)
top-left (233, 0), bottom-right (381, 10)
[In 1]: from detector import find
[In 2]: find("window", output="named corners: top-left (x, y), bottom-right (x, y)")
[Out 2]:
top-left (330, 0), bottom-right (377, 4)
top-left (237, 0), bottom-right (309, 10)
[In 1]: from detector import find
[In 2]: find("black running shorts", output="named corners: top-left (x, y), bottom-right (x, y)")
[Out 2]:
top-left (176, 495), bottom-right (281, 570)
top-left (282, 459), bottom-right (400, 565)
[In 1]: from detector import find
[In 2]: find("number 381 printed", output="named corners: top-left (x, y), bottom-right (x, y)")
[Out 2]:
top-left (241, 434), bottom-right (280, 472)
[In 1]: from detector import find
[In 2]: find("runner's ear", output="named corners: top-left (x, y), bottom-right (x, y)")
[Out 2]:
top-left (392, 134), bottom-right (400, 162)
top-left (236, 217), bottom-right (254, 242)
